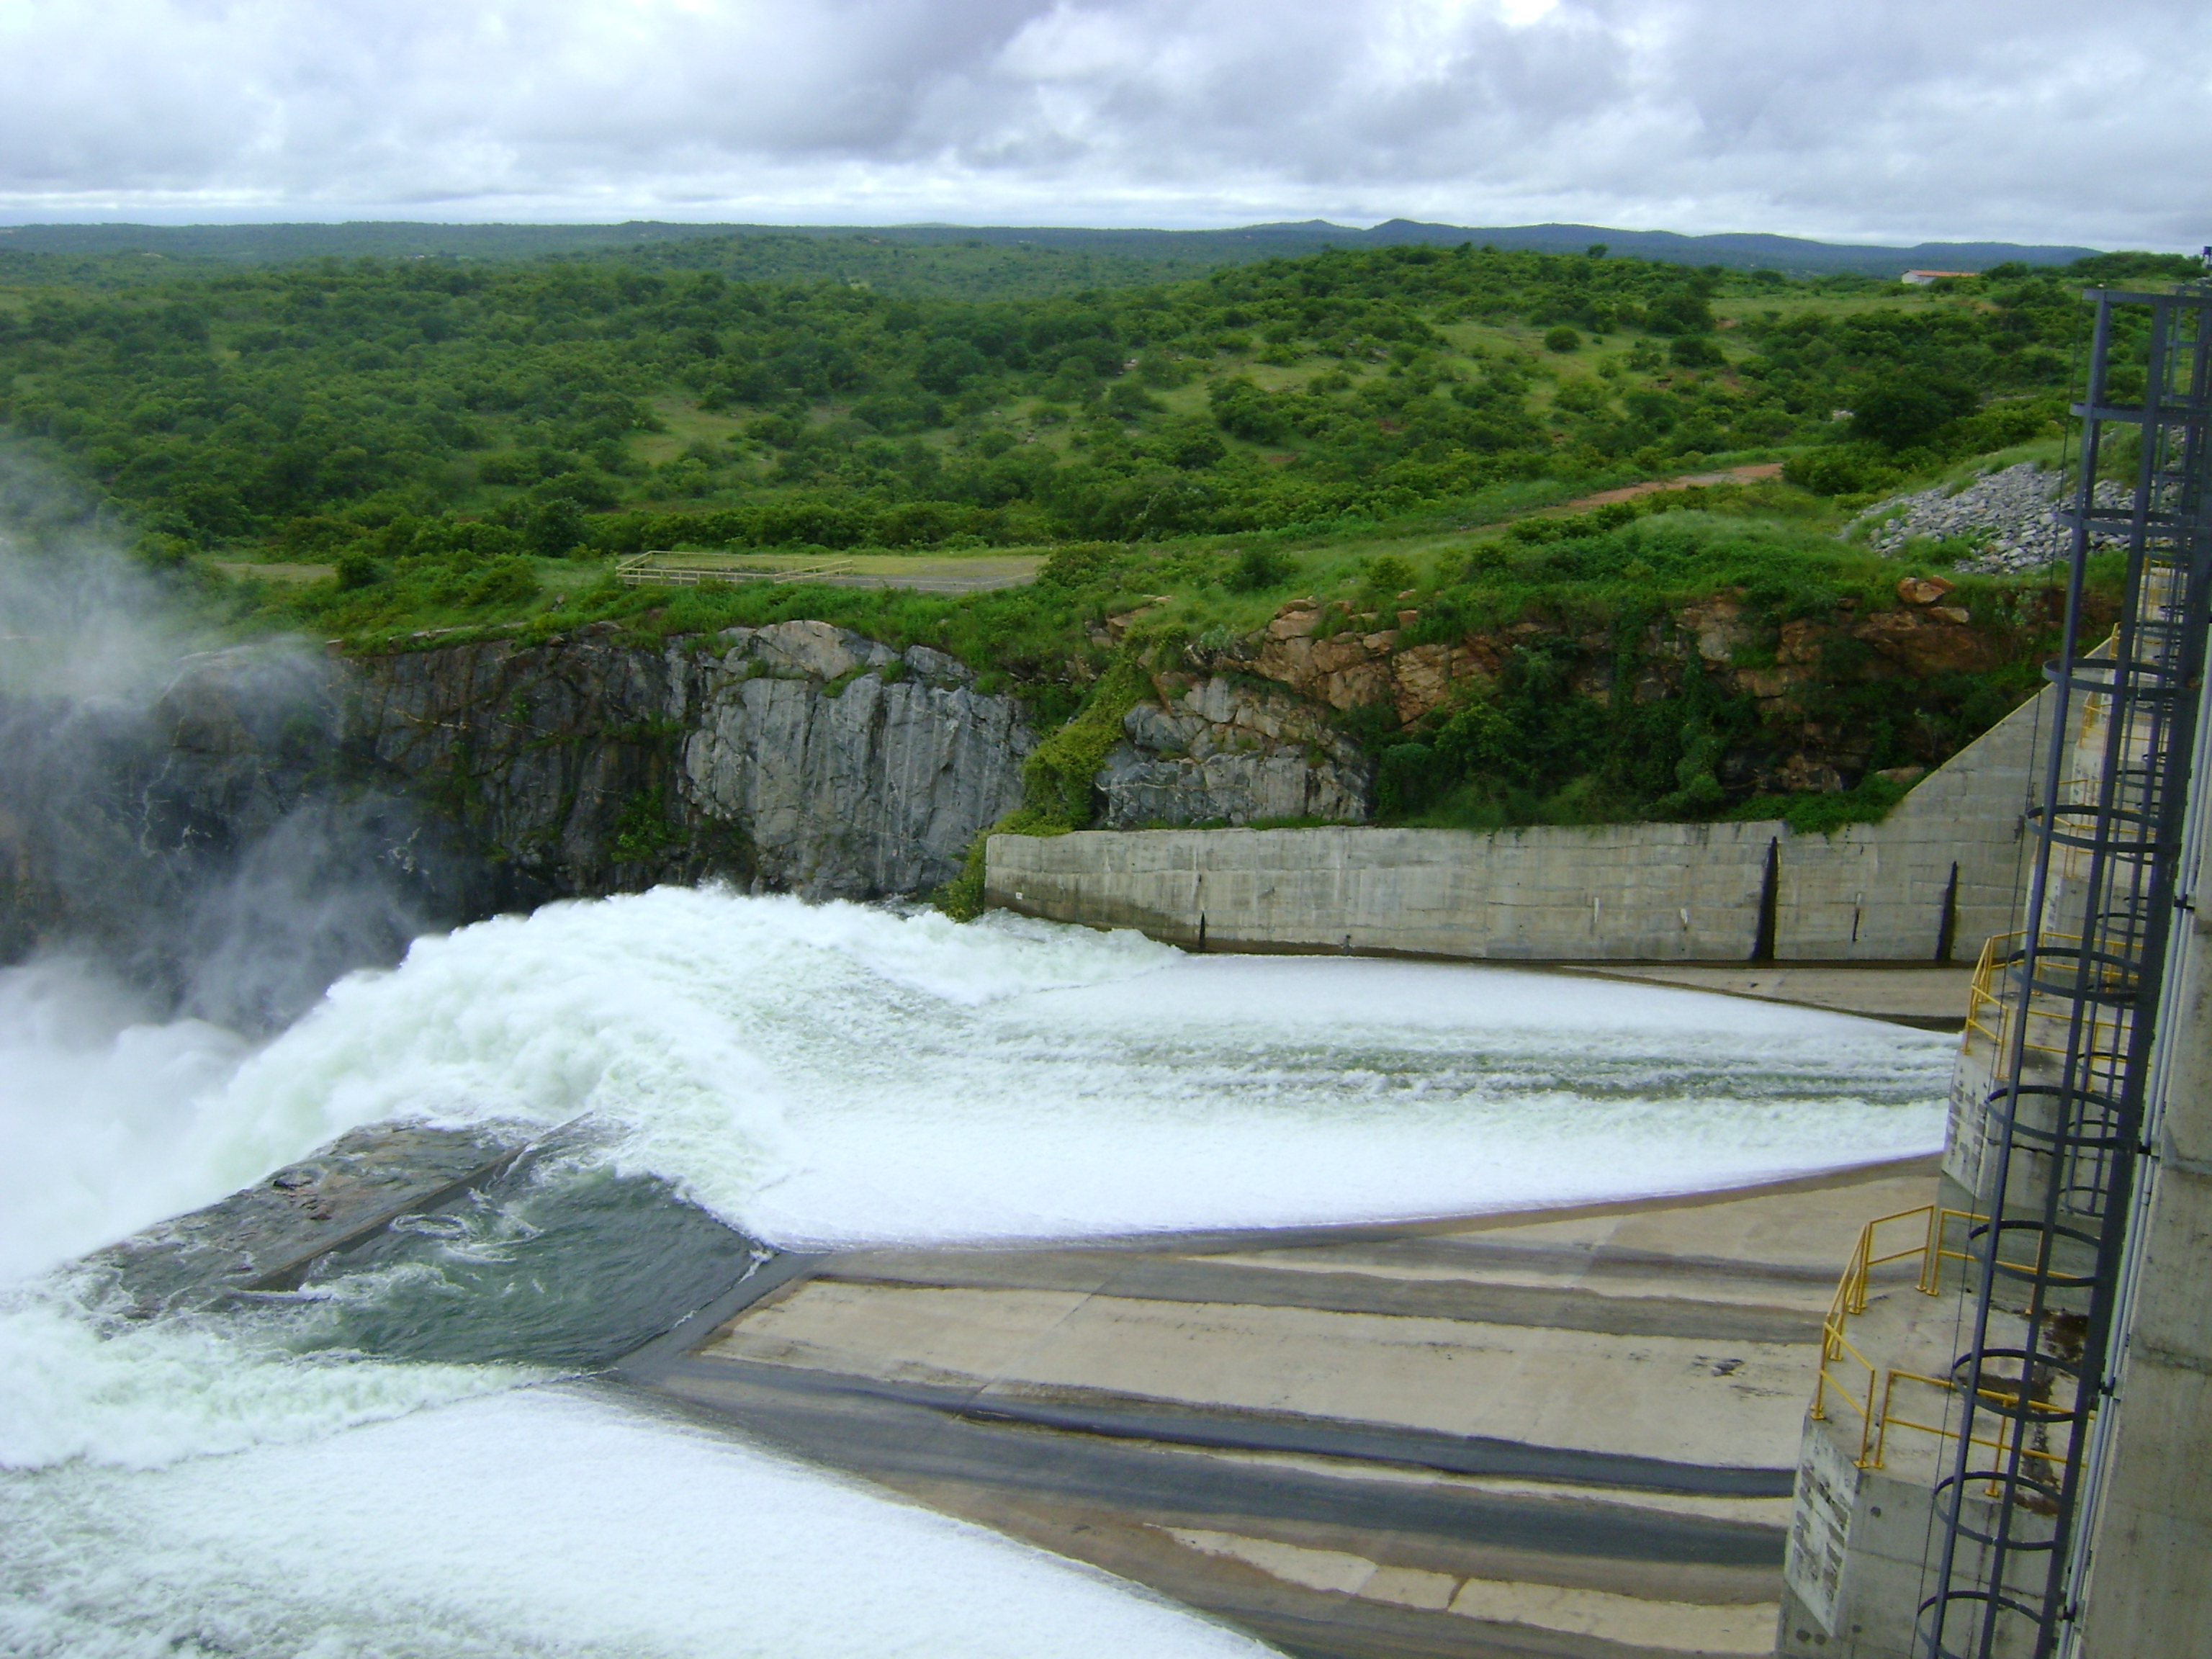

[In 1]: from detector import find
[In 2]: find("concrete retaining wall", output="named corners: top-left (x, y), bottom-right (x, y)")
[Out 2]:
top-left (986, 687), bottom-right (2047, 964)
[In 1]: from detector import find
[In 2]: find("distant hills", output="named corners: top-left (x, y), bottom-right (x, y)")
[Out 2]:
top-left (1332, 220), bottom-right (2102, 276)
top-left (0, 216), bottom-right (2103, 279)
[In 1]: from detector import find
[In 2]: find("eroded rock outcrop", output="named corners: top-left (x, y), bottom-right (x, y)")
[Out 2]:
top-left (1097, 675), bottom-right (1372, 829)
top-left (351, 619), bottom-right (1033, 902)
top-left (679, 623), bottom-right (1033, 894)
top-left (1200, 580), bottom-right (2051, 799)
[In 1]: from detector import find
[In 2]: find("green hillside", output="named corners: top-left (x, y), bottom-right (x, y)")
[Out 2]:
top-left (4, 240), bottom-right (2181, 561)
top-left (0, 237), bottom-right (2195, 836)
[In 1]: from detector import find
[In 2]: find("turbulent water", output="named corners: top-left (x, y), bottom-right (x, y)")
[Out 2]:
top-left (0, 889), bottom-right (1954, 1658)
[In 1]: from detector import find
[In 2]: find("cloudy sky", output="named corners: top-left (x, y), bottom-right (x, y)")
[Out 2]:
top-left (0, 0), bottom-right (2206, 246)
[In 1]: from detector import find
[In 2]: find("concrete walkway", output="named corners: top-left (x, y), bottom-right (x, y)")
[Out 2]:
top-left (634, 1157), bottom-right (1939, 1658)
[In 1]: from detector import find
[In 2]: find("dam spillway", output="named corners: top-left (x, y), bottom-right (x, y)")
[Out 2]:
top-left (646, 1158), bottom-right (1935, 1658)
top-left (1, 894), bottom-right (1955, 1658)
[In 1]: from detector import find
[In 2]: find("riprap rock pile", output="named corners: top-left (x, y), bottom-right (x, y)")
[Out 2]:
top-left (1853, 464), bottom-right (2063, 570)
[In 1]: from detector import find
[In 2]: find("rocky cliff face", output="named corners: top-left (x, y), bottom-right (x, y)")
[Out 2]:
top-left (0, 646), bottom-right (466, 1028)
top-left (1226, 583), bottom-right (2011, 722)
top-left (675, 623), bottom-right (1033, 896)
top-left (0, 571), bottom-right (2047, 1021)
top-left (351, 618), bottom-right (1033, 902)
top-left (1098, 676), bottom-right (1372, 829)
top-left (2, 619), bottom-right (1035, 1017)
top-left (1175, 576), bottom-right (2039, 795)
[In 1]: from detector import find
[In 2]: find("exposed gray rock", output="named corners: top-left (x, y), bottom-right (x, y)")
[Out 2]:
top-left (6, 619), bottom-right (1364, 995)
top-left (902, 644), bottom-right (974, 686)
top-left (78, 1121), bottom-right (526, 1316)
top-left (1847, 464), bottom-right (2139, 573)
top-left (738, 617), bottom-right (897, 680)
top-left (350, 628), bottom-right (686, 897)
top-left (349, 620), bottom-right (1033, 903)
top-left (1097, 675), bottom-right (1371, 829)
top-left (681, 622), bottom-right (1031, 896)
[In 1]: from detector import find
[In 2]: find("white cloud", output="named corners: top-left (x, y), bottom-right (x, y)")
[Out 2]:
top-left (0, 0), bottom-right (2204, 245)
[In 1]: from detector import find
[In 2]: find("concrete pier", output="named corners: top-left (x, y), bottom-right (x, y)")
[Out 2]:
top-left (637, 1158), bottom-right (1938, 1659)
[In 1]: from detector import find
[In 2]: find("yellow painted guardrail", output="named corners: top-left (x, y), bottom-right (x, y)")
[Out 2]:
top-left (1964, 929), bottom-right (2131, 1063)
top-left (1811, 1204), bottom-right (2074, 1475)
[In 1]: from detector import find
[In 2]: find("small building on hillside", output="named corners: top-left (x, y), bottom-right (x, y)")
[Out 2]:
top-left (1899, 269), bottom-right (1976, 285)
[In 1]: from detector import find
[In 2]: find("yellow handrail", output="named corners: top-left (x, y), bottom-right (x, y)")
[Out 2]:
top-left (1874, 1370), bottom-right (2072, 1474)
top-left (1963, 929), bottom-right (2131, 1062)
top-left (1811, 1205), bottom-right (2085, 1478)
top-left (1812, 1205), bottom-right (1978, 1467)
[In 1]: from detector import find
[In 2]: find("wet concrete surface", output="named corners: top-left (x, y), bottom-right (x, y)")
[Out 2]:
top-left (630, 1158), bottom-right (1939, 1658)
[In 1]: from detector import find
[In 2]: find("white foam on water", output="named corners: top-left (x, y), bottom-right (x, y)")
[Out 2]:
top-left (186, 886), bottom-right (1949, 1244)
top-left (0, 1383), bottom-right (1271, 1659)
top-left (747, 948), bottom-right (1950, 1242)
top-left (0, 886), bottom-right (1956, 1658)
top-left (187, 889), bottom-right (1181, 1226)
top-left (0, 1289), bottom-right (521, 1473)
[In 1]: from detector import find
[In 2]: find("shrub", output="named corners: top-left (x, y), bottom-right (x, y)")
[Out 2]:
top-left (1668, 336), bottom-right (1726, 369)
top-left (335, 551), bottom-right (381, 590)
top-left (1543, 327), bottom-right (1583, 354)
top-left (1209, 377), bottom-right (1292, 442)
top-left (1021, 654), bottom-right (1149, 828)
top-left (1783, 446), bottom-right (1905, 498)
top-left (134, 532), bottom-right (196, 569)
top-left (526, 498), bottom-right (588, 558)
top-left (1852, 373), bottom-right (1980, 451)
top-left (477, 454), bottom-right (538, 486)
top-left (529, 469), bottom-right (620, 511)
top-left (1645, 290), bottom-right (1716, 336)
top-left (1155, 419), bottom-right (1227, 471)
top-left (1725, 772), bottom-right (1913, 834)
top-left (1361, 553), bottom-right (1417, 591)
top-left (1105, 380), bottom-right (1164, 419)
top-left (1035, 541), bottom-right (1124, 588)
top-left (1553, 378), bottom-right (1609, 413)
top-left (1227, 547), bottom-right (1298, 592)
top-left (916, 337), bottom-right (989, 395)
top-left (462, 556), bottom-right (541, 607)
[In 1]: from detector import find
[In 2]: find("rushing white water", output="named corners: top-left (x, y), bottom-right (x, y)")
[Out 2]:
top-left (0, 888), bottom-right (1954, 1658)
top-left (140, 887), bottom-right (1949, 1248)
top-left (1, 1387), bottom-right (1269, 1659)
top-left (0, 959), bottom-right (250, 1282)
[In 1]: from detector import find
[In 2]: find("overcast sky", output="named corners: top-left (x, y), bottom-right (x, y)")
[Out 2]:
top-left (0, 0), bottom-right (2206, 246)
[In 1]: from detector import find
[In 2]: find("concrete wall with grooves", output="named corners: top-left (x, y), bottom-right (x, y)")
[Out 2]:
top-left (986, 685), bottom-right (2047, 963)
